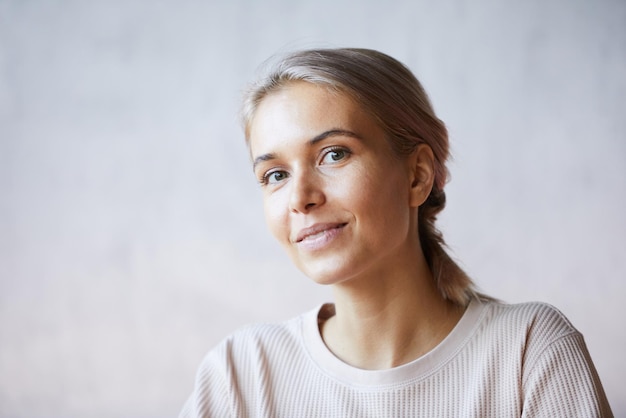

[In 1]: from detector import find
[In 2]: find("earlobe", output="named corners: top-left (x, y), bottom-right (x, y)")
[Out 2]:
top-left (409, 144), bottom-right (435, 208)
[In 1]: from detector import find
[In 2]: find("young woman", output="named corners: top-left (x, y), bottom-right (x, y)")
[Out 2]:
top-left (180, 48), bottom-right (612, 417)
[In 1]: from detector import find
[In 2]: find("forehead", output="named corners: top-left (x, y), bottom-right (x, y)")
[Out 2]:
top-left (248, 82), bottom-right (380, 155)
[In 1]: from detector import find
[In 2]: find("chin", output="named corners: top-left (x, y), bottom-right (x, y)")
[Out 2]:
top-left (296, 260), bottom-right (359, 287)
top-left (308, 274), bottom-right (344, 287)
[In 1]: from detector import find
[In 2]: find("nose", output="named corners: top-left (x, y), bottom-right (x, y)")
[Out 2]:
top-left (288, 171), bottom-right (326, 213)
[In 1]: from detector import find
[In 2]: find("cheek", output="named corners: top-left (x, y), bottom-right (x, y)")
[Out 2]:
top-left (263, 192), bottom-right (289, 242)
top-left (349, 169), bottom-right (411, 227)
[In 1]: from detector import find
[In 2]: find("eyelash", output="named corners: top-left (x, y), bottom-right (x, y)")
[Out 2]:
top-left (259, 169), bottom-right (288, 186)
top-left (258, 146), bottom-right (352, 186)
top-left (320, 146), bottom-right (351, 164)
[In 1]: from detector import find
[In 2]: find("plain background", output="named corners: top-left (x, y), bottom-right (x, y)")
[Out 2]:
top-left (1, 0), bottom-right (624, 416)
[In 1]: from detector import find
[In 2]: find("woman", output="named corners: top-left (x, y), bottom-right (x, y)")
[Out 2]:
top-left (181, 48), bottom-right (612, 417)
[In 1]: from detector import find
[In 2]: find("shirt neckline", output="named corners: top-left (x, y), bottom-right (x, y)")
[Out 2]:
top-left (301, 297), bottom-right (488, 388)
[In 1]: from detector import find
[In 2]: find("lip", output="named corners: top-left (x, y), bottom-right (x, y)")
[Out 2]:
top-left (293, 222), bottom-right (347, 250)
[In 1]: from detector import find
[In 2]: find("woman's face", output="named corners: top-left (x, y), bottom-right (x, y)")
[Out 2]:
top-left (249, 81), bottom-right (422, 286)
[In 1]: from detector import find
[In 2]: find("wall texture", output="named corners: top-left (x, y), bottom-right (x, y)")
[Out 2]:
top-left (1, 0), bottom-right (624, 416)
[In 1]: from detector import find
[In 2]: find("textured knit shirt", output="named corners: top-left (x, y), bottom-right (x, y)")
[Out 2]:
top-left (180, 299), bottom-right (612, 417)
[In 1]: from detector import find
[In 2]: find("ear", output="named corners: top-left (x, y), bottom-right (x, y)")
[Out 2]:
top-left (408, 144), bottom-right (435, 208)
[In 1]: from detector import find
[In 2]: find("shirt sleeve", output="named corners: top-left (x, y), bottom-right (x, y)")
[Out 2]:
top-left (522, 332), bottom-right (613, 417)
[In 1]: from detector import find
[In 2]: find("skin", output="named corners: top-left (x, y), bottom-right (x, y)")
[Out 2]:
top-left (249, 81), bottom-right (463, 370)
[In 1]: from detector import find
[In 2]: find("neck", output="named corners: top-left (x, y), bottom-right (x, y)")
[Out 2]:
top-left (320, 246), bottom-right (465, 370)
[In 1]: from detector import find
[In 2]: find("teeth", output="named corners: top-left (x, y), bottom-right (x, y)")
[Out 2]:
top-left (305, 231), bottom-right (327, 241)
top-left (297, 223), bottom-right (346, 243)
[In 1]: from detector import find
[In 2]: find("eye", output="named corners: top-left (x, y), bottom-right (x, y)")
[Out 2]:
top-left (264, 170), bottom-right (289, 185)
top-left (320, 147), bottom-right (350, 164)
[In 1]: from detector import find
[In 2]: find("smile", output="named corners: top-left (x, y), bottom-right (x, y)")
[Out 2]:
top-left (294, 223), bottom-right (347, 250)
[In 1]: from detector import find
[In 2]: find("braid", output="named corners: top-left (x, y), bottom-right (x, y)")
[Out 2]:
top-left (419, 188), bottom-right (475, 306)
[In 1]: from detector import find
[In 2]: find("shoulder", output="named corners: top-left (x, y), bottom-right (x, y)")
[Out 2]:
top-left (468, 298), bottom-right (583, 373)
top-left (477, 300), bottom-right (609, 391)
top-left (480, 299), bottom-right (579, 343)
top-left (183, 310), bottom-right (316, 417)
top-left (207, 315), bottom-right (301, 358)
top-left (479, 301), bottom-right (616, 416)
top-left (198, 307), bottom-right (316, 375)
top-left (226, 316), bottom-right (302, 347)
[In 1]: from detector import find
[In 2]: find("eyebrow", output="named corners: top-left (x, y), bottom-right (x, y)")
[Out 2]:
top-left (252, 129), bottom-right (362, 170)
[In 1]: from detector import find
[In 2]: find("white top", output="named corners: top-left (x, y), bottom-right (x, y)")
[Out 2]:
top-left (180, 298), bottom-right (613, 417)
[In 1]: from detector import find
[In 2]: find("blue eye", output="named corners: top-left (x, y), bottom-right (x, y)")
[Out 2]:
top-left (265, 170), bottom-right (289, 184)
top-left (321, 147), bottom-right (349, 164)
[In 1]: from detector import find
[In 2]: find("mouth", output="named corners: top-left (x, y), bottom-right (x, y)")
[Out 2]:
top-left (295, 222), bottom-right (348, 244)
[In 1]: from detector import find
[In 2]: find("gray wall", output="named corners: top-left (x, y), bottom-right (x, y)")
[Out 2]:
top-left (1, 0), bottom-right (624, 416)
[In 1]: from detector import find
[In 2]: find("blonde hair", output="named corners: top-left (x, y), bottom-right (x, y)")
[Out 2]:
top-left (242, 48), bottom-right (476, 306)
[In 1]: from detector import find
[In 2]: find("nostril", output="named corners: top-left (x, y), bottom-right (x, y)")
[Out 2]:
top-left (289, 175), bottom-right (325, 213)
